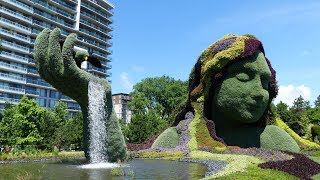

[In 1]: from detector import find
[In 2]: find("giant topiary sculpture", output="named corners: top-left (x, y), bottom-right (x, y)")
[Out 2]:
top-left (153, 34), bottom-right (301, 153)
top-left (34, 28), bottom-right (127, 162)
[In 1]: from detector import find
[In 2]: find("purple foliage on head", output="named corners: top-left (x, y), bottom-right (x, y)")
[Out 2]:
top-left (239, 39), bottom-right (262, 59)
top-left (127, 133), bottom-right (160, 151)
top-left (259, 151), bottom-right (320, 179)
top-left (205, 118), bottom-right (226, 145)
top-left (212, 37), bottom-right (236, 55)
top-left (266, 58), bottom-right (278, 98)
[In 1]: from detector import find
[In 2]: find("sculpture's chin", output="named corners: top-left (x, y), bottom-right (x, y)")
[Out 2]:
top-left (237, 111), bottom-right (262, 124)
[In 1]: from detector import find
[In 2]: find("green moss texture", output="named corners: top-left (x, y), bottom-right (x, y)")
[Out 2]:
top-left (260, 125), bottom-right (300, 152)
top-left (151, 127), bottom-right (179, 149)
top-left (34, 28), bottom-right (127, 162)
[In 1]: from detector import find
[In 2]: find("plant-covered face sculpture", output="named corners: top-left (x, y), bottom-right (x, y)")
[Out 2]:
top-left (212, 51), bottom-right (271, 125)
top-left (186, 34), bottom-right (277, 127)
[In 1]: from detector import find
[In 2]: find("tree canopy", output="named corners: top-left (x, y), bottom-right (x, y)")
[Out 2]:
top-left (126, 75), bottom-right (188, 143)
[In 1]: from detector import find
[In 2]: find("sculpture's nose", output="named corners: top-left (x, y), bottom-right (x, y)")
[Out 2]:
top-left (251, 75), bottom-right (268, 102)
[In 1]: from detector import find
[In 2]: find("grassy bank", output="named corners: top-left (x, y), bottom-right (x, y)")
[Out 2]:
top-left (0, 150), bottom-right (84, 161)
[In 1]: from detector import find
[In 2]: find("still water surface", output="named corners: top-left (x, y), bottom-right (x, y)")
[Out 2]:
top-left (0, 159), bottom-right (207, 180)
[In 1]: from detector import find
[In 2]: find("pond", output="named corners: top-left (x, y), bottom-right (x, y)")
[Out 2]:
top-left (0, 159), bottom-right (208, 179)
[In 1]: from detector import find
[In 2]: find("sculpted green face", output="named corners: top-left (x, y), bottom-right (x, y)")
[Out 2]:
top-left (212, 51), bottom-right (271, 124)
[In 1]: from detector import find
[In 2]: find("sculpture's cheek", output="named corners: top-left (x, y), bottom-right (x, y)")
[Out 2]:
top-left (213, 76), bottom-right (269, 124)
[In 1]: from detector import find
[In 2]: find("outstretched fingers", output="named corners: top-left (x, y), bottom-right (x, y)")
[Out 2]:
top-left (62, 33), bottom-right (78, 71)
top-left (34, 29), bottom-right (50, 80)
top-left (48, 28), bottom-right (64, 81)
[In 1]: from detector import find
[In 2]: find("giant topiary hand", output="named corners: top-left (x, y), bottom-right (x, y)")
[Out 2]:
top-left (34, 28), bottom-right (127, 162)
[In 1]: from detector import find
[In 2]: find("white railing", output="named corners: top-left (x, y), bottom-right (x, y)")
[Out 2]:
top-left (0, 17), bottom-right (31, 33)
top-left (0, 84), bottom-right (25, 93)
top-left (0, 28), bottom-right (32, 43)
top-left (0, 51), bottom-right (29, 63)
top-left (5, 0), bottom-right (33, 12)
top-left (0, 72), bottom-right (26, 83)
top-left (0, 6), bottom-right (32, 23)
top-left (1, 40), bottom-right (30, 53)
top-left (0, 61), bottom-right (27, 73)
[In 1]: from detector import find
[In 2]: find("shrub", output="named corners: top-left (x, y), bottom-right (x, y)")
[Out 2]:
top-left (140, 151), bottom-right (184, 159)
top-left (260, 125), bottom-right (300, 152)
top-left (259, 151), bottom-right (320, 179)
top-left (276, 119), bottom-right (320, 150)
top-left (190, 150), bottom-right (263, 178)
top-left (216, 165), bottom-right (298, 180)
top-left (151, 127), bottom-right (179, 149)
top-left (110, 167), bottom-right (124, 176)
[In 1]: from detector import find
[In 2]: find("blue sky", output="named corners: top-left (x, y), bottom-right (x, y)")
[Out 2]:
top-left (110, 0), bottom-right (320, 106)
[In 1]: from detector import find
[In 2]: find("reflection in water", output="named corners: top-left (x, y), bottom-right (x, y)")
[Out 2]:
top-left (0, 159), bottom-right (207, 179)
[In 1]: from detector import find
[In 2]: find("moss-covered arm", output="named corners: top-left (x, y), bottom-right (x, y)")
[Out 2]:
top-left (34, 28), bottom-right (127, 162)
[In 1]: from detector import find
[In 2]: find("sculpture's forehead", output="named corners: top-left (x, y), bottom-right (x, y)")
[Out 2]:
top-left (228, 51), bottom-right (271, 76)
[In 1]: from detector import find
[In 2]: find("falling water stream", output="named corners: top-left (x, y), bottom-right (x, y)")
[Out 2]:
top-left (87, 81), bottom-right (108, 164)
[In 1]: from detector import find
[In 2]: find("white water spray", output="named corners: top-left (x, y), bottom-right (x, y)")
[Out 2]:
top-left (88, 81), bottom-right (108, 163)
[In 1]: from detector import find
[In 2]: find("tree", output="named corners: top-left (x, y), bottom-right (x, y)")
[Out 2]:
top-left (54, 112), bottom-right (83, 150)
top-left (315, 95), bottom-right (320, 107)
top-left (275, 101), bottom-right (291, 122)
top-left (288, 96), bottom-right (310, 135)
top-left (37, 109), bottom-right (59, 150)
top-left (129, 76), bottom-right (188, 122)
top-left (127, 110), bottom-right (167, 143)
top-left (127, 76), bottom-right (188, 143)
top-left (0, 96), bottom-right (42, 147)
top-left (54, 100), bottom-right (68, 126)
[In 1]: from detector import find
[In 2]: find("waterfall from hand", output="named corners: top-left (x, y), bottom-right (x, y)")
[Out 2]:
top-left (88, 81), bottom-right (107, 163)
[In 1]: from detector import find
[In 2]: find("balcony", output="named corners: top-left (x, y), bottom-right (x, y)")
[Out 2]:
top-left (0, 28), bottom-right (32, 44)
top-left (27, 68), bottom-right (40, 76)
top-left (1, 40), bottom-right (30, 54)
top-left (0, 51), bottom-right (29, 64)
top-left (87, 0), bottom-right (114, 16)
top-left (81, 2), bottom-right (112, 23)
top-left (0, 85), bottom-right (25, 95)
top-left (0, 72), bottom-right (26, 84)
top-left (0, 6), bottom-right (32, 24)
top-left (92, 52), bottom-right (111, 62)
top-left (50, 0), bottom-right (77, 13)
top-left (3, 0), bottom-right (33, 14)
top-left (66, 106), bottom-right (81, 111)
top-left (77, 37), bottom-right (109, 54)
top-left (0, 61), bottom-right (27, 74)
top-left (80, 12), bottom-right (113, 34)
top-left (26, 78), bottom-right (53, 89)
top-left (78, 26), bottom-right (110, 45)
top-left (60, 95), bottom-right (76, 102)
top-left (33, 0), bottom-right (75, 21)
top-left (0, 97), bottom-right (20, 104)
top-left (88, 66), bottom-right (109, 76)
top-left (25, 89), bottom-right (39, 97)
top-left (0, 17), bottom-right (32, 35)
top-left (33, 9), bottom-right (74, 30)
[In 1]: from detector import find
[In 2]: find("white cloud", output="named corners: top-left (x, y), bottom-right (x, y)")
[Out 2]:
top-left (273, 85), bottom-right (311, 107)
top-left (120, 72), bottom-right (133, 91)
top-left (300, 50), bottom-right (311, 57)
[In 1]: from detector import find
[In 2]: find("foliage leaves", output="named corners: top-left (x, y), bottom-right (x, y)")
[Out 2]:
top-left (126, 76), bottom-right (188, 143)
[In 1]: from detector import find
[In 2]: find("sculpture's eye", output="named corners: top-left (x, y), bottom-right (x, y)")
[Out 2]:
top-left (236, 72), bottom-right (250, 82)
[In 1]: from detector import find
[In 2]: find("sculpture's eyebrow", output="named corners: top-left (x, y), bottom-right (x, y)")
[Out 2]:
top-left (228, 62), bottom-right (271, 77)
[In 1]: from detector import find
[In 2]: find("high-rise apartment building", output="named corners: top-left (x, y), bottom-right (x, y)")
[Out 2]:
top-left (0, 0), bottom-right (113, 114)
top-left (112, 93), bottom-right (132, 124)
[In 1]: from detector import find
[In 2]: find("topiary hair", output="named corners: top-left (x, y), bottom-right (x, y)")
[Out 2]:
top-left (173, 34), bottom-right (278, 128)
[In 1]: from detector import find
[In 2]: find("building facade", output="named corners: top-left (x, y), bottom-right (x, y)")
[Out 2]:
top-left (0, 0), bottom-right (113, 114)
top-left (112, 93), bottom-right (132, 124)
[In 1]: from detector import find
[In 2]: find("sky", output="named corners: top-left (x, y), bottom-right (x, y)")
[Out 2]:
top-left (109, 0), bottom-right (320, 107)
